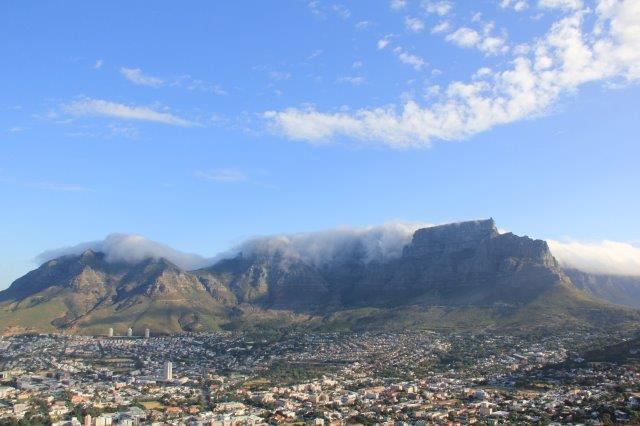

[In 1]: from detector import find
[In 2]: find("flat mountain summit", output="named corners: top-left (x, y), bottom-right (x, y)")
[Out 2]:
top-left (1, 219), bottom-right (637, 335)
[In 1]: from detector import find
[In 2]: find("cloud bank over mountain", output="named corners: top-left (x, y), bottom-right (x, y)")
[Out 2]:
top-left (36, 234), bottom-right (211, 271)
top-left (222, 221), bottom-right (433, 266)
top-left (548, 239), bottom-right (640, 276)
top-left (35, 224), bottom-right (640, 277)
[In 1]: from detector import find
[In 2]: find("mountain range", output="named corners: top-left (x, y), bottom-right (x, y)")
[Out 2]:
top-left (1, 219), bottom-right (639, 335)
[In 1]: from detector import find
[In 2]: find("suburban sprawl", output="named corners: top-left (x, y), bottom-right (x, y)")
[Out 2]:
top-left (1, 330), bottom-right (640, 425)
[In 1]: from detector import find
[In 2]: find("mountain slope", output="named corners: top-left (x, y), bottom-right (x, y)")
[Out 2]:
top-left (0, 251), bottom-right (230, 335)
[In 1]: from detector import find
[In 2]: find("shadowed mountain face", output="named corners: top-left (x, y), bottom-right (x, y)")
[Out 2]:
top-left (1, 219), bottom-right (638, 334)
top-left (564, 268), bottom-right (640, 308)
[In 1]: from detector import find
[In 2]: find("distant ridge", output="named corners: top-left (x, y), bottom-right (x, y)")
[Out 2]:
top-left (564, 268), bottom-right (640, 308)
top-left (1, 219), bottom-right (638, 335)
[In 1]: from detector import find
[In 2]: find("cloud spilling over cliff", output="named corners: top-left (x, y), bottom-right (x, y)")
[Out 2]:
top-left (35, 222), bottom-right (432, 270)
top-left (34, 224), bottom-right (640, 277)
top-left (221, 221), bottom-right (433, 266)
top-left (36, 233), bottom-right (211, 271)
top-left (548, 239), bottom-right (640, 277)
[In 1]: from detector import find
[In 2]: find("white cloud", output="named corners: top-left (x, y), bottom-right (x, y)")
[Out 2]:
top-left (390, 0), bottom-right (407, 10)
top-left (93, 59), bottom-right (104, 69)
top-left (393, 47), bottom-right (426, 70)
top-left (500, 0), bottom-right (529, 11)
top-left (479, 35), bottom-right (509, 55)
top-left (549, 240), bottom-right (640, 276)
top-left (539, 0), bottom-right (583, 10)
top-left (120, 67), bottom-right (164, 87)
top-left (37, 234), bottom-right (211, 271)
top-left (445, 25), bottom-right (509, 55)
top-left (64, 98), bottom-right (194, 127)
top-left (405, 16), bottom-right (425, 33)
top-left (446, 27), bottom-right (481, 47)
top-left (423, 1), bottom-right (453, 15)
top-left (377, 38), bottom-right (391, 49)
top-left (431, 21), bottom-right (451, 33)
top-left (266, 0), bottom-right (640, 148)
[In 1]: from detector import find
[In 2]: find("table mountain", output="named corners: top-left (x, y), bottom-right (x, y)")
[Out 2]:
top-left (1, 219), bottom-right (638, 334)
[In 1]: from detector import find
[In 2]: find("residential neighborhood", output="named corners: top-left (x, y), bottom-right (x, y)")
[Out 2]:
top-left (0, 330), bottom-right (638, 425)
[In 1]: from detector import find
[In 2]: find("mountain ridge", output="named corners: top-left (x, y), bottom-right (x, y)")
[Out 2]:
top-left (1, 219), bottom-right (638, 335)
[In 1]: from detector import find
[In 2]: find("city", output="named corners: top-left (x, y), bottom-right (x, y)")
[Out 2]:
top-left (1, 329), bottom-right (639, 425)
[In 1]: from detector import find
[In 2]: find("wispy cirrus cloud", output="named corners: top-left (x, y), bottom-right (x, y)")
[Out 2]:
top-left (194, 169), bottom-right (248, 183)
top-left (119, 67), bottom-right (228, 95)
top-left (27, 181), bottom-right (91, 192)
top-left (120, 67), bottom-right (164, 87)
top-left (194, 168), bottom-right (277, 189)
top-left (172, 75), bottom-right (228, 95)
top-left (63, 97), bottom-right (195, 127)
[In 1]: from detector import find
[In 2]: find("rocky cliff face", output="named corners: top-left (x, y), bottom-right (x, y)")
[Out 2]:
top-left (196, 252), bottom-right (331, 310)
top-left (332, 219), bottom-right (567, 307)
top-left (192, 219), bottom-right (576, 311)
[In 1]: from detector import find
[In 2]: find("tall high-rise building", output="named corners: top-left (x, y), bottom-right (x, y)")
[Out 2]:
top-left (163, 361), bottom-right (173, 381)
top-left (108, 328), bottom-right (113, 337)
top-left (144, 328), bottom-right (150, 339)
top-left (127, 327), bottom-right (133, 337)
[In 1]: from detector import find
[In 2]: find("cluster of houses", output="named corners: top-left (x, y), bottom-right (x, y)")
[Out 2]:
top-left (0, 330), bottom-right (638, 424)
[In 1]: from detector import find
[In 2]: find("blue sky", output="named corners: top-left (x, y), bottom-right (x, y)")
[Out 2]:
top-left (1, 0), bottom-right (639, 287)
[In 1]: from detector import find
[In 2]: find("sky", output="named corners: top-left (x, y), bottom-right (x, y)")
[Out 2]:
top-left (1, 0), bottom-right (639, 288)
